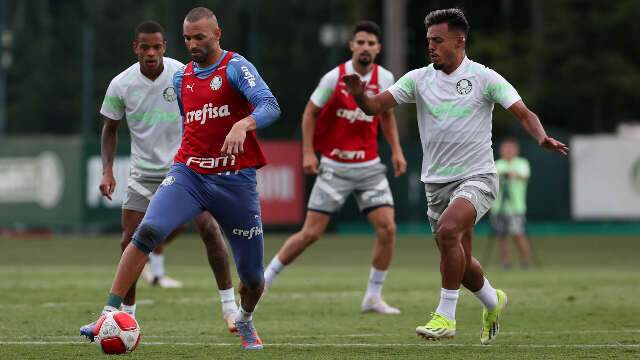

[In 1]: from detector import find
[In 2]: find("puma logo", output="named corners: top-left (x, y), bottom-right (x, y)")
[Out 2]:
top-left (186, 84), bottom-right (194, 92)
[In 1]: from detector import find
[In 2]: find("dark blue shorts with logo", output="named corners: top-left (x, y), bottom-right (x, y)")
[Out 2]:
top-left (132, 163), bottom-right (264, 288)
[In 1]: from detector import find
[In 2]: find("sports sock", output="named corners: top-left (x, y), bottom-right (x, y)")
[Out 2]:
top-left (106, 293), bottom-right (123, 309)
top-left (435, 288), bottom-right (459, 321)
top-left (364, 267), bottom-right (387, 299)
top-left (264, 256), bottom-right (284, 285)
top-left (149, 253), bottom-right (165, 279)
top-left (219, 288), bottom-right (238, 314)
top-left (235, 305), bottom-right (253, 323)
top-left (121, 304), bottom-right (136, 317)
top-left (473, 277), bottom-right (499, 310)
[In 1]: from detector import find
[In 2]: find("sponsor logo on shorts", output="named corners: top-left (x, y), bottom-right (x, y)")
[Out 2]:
top-left (240, 66), bottom-right (256, 87)
top-left (456, 79), bottom-right (473, 95)
top-left (210, 75), bottom-right (223, 91)
top-left (186, 155), bottom-right (236, 169)
top-left (336, 107), bottom-right (374, 123)
top-left (232, 226), bottom-right (263, 239)
top-left (330, 148), bottom-right (365, 160)
top-left (185, 103), bottom-right (231, 125)
top-left (161, 176), bottom-right (175, 186)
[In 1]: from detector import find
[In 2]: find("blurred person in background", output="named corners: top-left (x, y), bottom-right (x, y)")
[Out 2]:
top-left (96, 20), bottom-right (238, 332)
top-left (490, 138), bottom-right (533, 269)
top-left (263, 20), bottom-right (407, 315)
top-left (343, 8), bottom-right (567, 344)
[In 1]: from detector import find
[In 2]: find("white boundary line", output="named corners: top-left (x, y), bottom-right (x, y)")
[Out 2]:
top-left (0, 341), bottom-right (638, 348)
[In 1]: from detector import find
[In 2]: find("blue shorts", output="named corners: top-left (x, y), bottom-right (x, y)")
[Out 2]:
top-left (132, 163), bottom-right (264, 288)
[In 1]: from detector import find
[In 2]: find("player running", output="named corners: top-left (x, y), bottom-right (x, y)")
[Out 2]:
top-left (81, 8), bottom-right (280, 350)
top-left (342, 8), bottom-right (567, 344)
top-left (98, 20), bottom-right (238, 331)
top-left (263, 21), bottom-right (407, 314)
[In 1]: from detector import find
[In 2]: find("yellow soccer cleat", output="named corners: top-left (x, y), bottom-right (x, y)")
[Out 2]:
top-left (480, 289), bottom-right (508, 345)
top-left (416, 312), bottom-right (456, 341)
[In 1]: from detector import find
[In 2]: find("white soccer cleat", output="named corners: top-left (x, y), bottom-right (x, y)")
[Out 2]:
top-left (141, 264), bottom-right (155, 284)
top-left (361, 296), bottom-right (401, 315)
top-left (223, 310), bottom-right (238, 333)
top-left (156, 276), bottom-right (183, 288)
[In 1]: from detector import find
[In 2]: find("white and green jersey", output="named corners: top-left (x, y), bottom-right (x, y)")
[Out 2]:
top-left (388, 57), bottom-right (521, 184)
top-left (100, 57), bottom-right (184, 177)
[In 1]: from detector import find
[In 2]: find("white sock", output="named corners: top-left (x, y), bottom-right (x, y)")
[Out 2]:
top-left (365, 267), bottom-right (388, 299)
top-left (121, 304), bottom-right (136, 317)
top-left (219, 288), bottom-right (238, 314)
top-left (264, 256), bottom-right (285, 285)
top-left (435, 288), bottom-right (459, 321)
top-left (473, 277), bottom-right (498, 310)
top-left (149, 253), bottom-right (164, 278)
top-left (235, 305), bottom-right (253, 323)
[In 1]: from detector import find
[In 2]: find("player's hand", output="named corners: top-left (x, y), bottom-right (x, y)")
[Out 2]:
top-left (538, 136), bottom-right (568, 156)
top-left (391, 152), bottom-right (407, 177)
top-left (302, 151), bottom-right (319, 175)
top-left (342, 74), bottom-right (366, 96)
top-left (221, 122), bottom-right (248, 155)
top-left (99, 172), bottom-right (116, 201)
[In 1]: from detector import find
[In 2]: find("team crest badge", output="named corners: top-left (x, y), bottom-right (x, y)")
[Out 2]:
top-left (456, 79), bottom-right (472, 95)
top-left (161, 176), bottom-right (175, 186)
top-left (162, 87), bottom-right (177, 102)
top-left (210, 75), bottom-right (223, 91)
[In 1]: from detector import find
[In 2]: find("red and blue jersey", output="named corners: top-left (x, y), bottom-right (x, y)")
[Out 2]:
top-left (173, 51), bottom-right (280, 174)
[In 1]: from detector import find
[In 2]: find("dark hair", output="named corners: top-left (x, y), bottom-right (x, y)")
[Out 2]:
top-left (134, 21), bottom-right (165, 41)
top-left (424, 8), bottom-right (469, 37)
top-left (352, 20), bottom-right (382, 41)
top-left (185, 7), bottom-right (215, 22)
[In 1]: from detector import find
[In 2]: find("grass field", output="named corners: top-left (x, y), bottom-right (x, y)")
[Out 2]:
top-left (1, 232), bottom-right (639, 359)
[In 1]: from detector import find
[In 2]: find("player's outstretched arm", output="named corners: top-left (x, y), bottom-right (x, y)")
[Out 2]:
top-left (100, 117), bottom-right (120, 200)
top-left (301, 101), bottom-right (322, 175)
top-left (508, 100), bottom-right (568, 156)
top-left (342, 74), bottom-right (398, 115)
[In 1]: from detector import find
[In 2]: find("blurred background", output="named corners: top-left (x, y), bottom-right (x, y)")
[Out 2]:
top-left (0, 0), bottom-right (639, 233)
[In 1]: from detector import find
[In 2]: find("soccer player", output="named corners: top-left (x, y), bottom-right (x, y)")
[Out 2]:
top-left (342, 8), bottom-right (567, 344)
top-left (263, 21), bottom-right (407, 314)
top-left (98, 20), bottom-right (239, 331)
top-left (81, 7), bottom-right (279, 350)
top-left (490, 138), bottom-right (533, 269)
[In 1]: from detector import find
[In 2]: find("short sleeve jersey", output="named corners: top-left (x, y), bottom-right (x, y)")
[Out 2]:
top-left (388, 57), bottom-right (521, 183)
top-left (100, 57), bottom-right (184, 177)
top-left (492, 157), bottom-right (530, 215)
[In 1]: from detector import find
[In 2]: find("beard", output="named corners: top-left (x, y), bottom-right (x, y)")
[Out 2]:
top-left (357, 53), bottom-right (372, 67)
top-left (190, 51), bottom-right (207, 64)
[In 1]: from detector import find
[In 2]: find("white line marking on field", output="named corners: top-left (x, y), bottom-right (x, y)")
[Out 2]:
top-left (5, 329), bottom-right (640, 340)
top-left (0, 341), bottom-right (638, 349)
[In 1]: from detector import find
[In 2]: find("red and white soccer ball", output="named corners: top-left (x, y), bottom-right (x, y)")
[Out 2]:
top-left (93, 311), bottom-right (141, 355)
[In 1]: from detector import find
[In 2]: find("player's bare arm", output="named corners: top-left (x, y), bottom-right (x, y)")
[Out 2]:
top-left (301, 101), bottom-right (322, 175)
top-left (342, 74), bottom-right (398, 115)
top-left (100, 117), bottom-right (120, 200)
top-left (379, 109), bottom-right (407, 177)
top-left (508, 100), bottom-right (568, 156)
top-left (221, 116), bottom-right (256, 155)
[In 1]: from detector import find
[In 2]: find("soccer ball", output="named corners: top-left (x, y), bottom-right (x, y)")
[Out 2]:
top-left (94, 311), bottom-right (141, 354)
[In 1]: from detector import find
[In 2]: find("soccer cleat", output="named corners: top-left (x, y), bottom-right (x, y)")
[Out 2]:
top-left (80, 306), bottom-right (117, 342)
top-left (156, 276), bottom-right (183, 288)
top-left (361, 296), bottom-right (401, 315)
top-left (141, 264), bottom-right (155, 284)
top-left (480, 289), bottom-right (508, 345)
top-left (236, 320), bottom-right (263, 350)
top-left (223, 310), bottom-right (238, 333)
top-left (416, 312), bottom-right (456, 341)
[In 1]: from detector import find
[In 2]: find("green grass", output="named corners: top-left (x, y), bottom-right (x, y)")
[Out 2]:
top-left (1, 233), bottom-right (639, 359)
